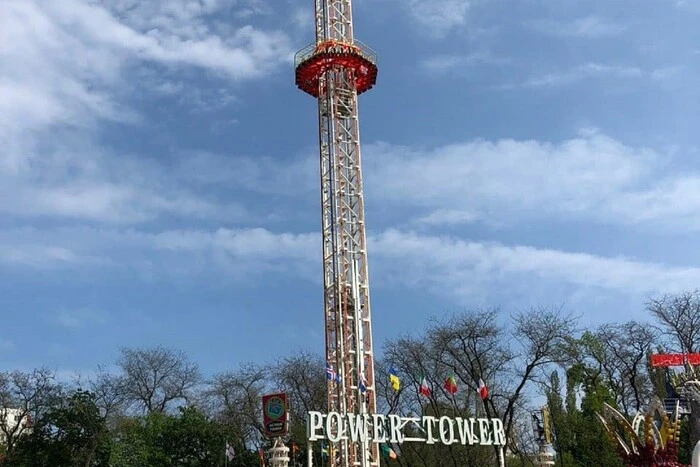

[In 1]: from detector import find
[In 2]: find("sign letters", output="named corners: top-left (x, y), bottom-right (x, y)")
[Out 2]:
top-left (306, 411), bottom-right (506, 446)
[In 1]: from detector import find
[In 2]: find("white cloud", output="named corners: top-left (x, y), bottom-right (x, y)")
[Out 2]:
top-left (524, 63), bottom-right (645, 87)
top-left (153, 228), bottom-right (317, 262)
top-left (363, 131), bottom-right (700, 231)
top-left (413, 209), bottom-right (480, 226)
top-left (51, 309), bottom-right (110, 328)
top-left (0, 135), bottom-right (249, 224)
top-left (1, 225), bottom-right (697, 306)
top-left (528, 16), bottom-right (626, 38)
top-left (370, 229), bottom-right (700, 300)
top-left (0, 226), bottom-right (319, 279)
top-left (403, 0), bottom-right (472, 36)
top-left (507, 63), bottom-right (682, 89)
top-left (420, 52), bottom-right (510, 73)
top-left (291, 7), bottom-right (314, 31)
top-left (0, 0), bottom-right (291, 129)
top-left (0, 244), bottom-right (85, 269)
top-left (0, 0), bottom-right (292, 225)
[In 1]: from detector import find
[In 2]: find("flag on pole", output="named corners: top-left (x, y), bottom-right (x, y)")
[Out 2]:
top-left (418, 372), bottom-right (431, 398)
top-left (388, 367), bottom-right (400, 391)
top-left (359, 372), bottom-right (368, 394)
top-left (444, 372), bottom-right (458, 395)
top-left (478, 378), bottom-right (488, 400)
top-left (226, 442), bottom-right (235, 461)
top-left (326, 362), bottom-right (340, 382)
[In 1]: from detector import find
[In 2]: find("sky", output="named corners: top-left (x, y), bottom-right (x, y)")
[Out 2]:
top-left (1, 0), bottom-right (699, 379)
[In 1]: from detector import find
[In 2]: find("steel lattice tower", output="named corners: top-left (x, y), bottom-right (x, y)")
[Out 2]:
top-left (294, 1), bottom-right (379, 466)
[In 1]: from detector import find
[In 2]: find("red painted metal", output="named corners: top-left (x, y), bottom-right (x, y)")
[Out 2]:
top-left (295, 41), bottom-right (377, 97)
top-left (650, 353), bottom-right (700, 367)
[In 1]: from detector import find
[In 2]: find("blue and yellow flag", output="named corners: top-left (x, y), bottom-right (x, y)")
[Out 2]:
top-left (388, 367), bottom-right (400, 391)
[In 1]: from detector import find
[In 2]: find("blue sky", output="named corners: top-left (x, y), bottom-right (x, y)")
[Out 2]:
top-left (1, 0), bottom-right (699, 379)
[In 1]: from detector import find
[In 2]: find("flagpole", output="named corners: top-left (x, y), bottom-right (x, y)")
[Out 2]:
top-left (225, 440), bottom-right (228, 467)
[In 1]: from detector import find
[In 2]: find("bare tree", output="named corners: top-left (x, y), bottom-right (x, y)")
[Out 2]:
top-left (87, 365), bottom-right (129, 426)
top-left (117, 346), bottom-right (200, 414)
top-left (203, 363), bottom-right (267, 447)
top-left (272, 351), bottom-right (326, 426)
top-left (647, 290), bottom-right (700, 445)
top-left (581, 322), bottom-right (656, 415)
top-left (436, 306), bottom-right (576, 450)
top-left (0, 368), bottom-right (62, 454)
top-left (381, 306), bottom-right (576, 466)
top-left (647, 290), bottom-right (700, 355)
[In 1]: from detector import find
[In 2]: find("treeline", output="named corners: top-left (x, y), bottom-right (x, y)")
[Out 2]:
top-left (1, 291), bottom-right (700, 467)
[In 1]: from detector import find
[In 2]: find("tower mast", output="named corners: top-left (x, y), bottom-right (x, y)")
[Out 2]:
top-left (294, 1), bottom-right (379, 466)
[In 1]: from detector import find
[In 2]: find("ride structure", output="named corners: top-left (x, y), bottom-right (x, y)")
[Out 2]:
top-left (597, 397), bottom-right (686, 467)
top-left (294, 1), bottom-right (379, 467)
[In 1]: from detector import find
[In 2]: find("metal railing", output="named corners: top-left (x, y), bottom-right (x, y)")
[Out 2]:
top-left (294, 40), bottom-right (377, 68)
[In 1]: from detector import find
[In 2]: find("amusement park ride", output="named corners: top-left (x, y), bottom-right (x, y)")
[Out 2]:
top-left (595, 352), bottom-right (700, 467)
top-left (285, 0), bottom-right (700, 465)
top-left (294, 0), bottom-right (379, 466)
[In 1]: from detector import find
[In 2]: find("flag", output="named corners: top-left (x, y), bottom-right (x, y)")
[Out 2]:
top-left (359, 372), bottom-right (368, 394)
top-left (477, 378), bottom-right (488, 400)
top-left (380, 443), bottom-right (398, 459)
top-left (321, 441), bottom-right (336, 458)
top-left (444, 373), bottom-right (458, 395)
top-left (418, 372), bottom-right (431, 398)
top-left (225, 442), bottom-right (235, 461)
top-left (326, 362), bottom-right (340, 382)
top-left (389, 367), bottom-right (400, 391)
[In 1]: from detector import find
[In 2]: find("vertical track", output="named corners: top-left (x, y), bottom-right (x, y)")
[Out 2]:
top-left (314, 1), bottom-right (378, 466)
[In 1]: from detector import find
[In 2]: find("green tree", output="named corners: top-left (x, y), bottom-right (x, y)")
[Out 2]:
top-left (5, 390), bottom-right (110, 467)
top-left (109, 405), bottom-right (259, 467)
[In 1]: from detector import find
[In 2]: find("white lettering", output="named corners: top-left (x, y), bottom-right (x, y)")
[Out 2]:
top-left (327, 412), bottom-right (343, 442)
top-left (438, 416), bottom-right (455, 445)
top-left (422, 416), bottom-right (438, 444)
top-left (372, 414), bottom-right (387, 442)
top-left (388, 414), bottom-right (404, 443)
top-left (469, 419), bottom-right (479, 444)
top-left (346, 414), bottom-right (368, 443)
top-left (455, 417), bottom-right (471, 445)
top-left (306, 411), bottom-right (506, 447)
top-left (491, 418), bottom-right (506, 446)
top-left (308, 411), bottom-right (324, 441)
top-left (478, 418), bottom-right (492, 445)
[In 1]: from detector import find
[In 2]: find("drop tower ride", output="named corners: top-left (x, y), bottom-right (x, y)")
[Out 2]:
top-left (294, 1), bottom-right (379, 466)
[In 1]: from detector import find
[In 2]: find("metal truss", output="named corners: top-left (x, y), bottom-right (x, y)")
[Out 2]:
top-left (310, 1), bottom-right (378, 466)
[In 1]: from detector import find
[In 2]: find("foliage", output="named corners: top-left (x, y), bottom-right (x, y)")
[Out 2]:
top-left (4, 390), bottom-right (110, 467)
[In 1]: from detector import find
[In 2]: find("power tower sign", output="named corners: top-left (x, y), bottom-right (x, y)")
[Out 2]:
top-left (306, 411), bottom-right (507, 447)
top-left (262, 393), bottom-right (289, 437)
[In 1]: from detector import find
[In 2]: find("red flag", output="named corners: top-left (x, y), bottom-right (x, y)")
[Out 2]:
top-left (478, 378), bottom-right (488, 400)
top-left (444, 373), bottom-right (458, 395)
top-left (418, 372), bottom-right (431, 398)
